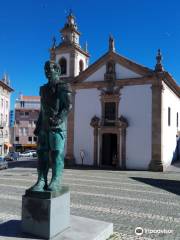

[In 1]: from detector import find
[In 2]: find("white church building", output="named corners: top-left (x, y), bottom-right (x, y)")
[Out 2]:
top-left (50, 13), bottom-right (180, 171)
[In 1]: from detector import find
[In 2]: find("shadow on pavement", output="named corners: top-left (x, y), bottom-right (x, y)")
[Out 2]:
top-left (0, 220), bottom-right (41, 239)
top-left (131, 177), bottom-right (180, 196)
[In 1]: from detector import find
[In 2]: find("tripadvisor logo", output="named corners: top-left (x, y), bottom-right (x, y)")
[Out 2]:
top-left (135, 227), bottom-right (143, 236)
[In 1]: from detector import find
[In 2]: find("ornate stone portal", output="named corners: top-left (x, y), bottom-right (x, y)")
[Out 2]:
top-left (91, 58), bottom-right (128, 169)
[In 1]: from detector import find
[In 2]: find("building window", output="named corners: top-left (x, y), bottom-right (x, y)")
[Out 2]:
top-left (28, 136), bottom-right (32, 142)
top-left (20, 101), bottom-right (24, 108)
top-left (25, 112), bottom-right (29, 116)
top-left (105, 102), bottom-right (116, 120)
top-left (33, 136), bottom-right (37, 142)
top-left (19, 128), bottom-right (23, 136)
top-left (79, 60), bottom-right (84, 72)
top-left (15, 136), bottom-right (19, 142)
top-left (168, 107), bottom-right (171, 126)
top-left (0, 113), bottom-right (3, 125)
top-left (23, 128), bottom-right (28, 136)
top-left (59, 57), bottom-right (67, 75)
top-left (177, 112), bottom-right (179, 128)
top-left (5, 130), bottom-right (8, 138)
top-left (0, 130), bottom-right (3, 138)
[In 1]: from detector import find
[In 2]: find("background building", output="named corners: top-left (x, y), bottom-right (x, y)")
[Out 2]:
top-left (0, 74), bottom-right (13, 156)
top-left (13, 94), bottom-right (40, 152)
top-left (50, 13), bottom-right (180, 171)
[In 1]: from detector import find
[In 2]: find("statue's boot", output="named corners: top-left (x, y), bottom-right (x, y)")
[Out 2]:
top-left (31, 150), bottom-right (49, 191)
top-left (47, 150), bottom-right (64, 191)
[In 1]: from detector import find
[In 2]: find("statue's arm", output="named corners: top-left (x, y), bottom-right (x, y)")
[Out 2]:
top-left (34, 110), bottom-right (42, 136)
top-left (49, 84), bottom-right (72, 127)
top-left (58, 90), bottom-right (72, 122)
top-left (34, 88), bottom-right (43, 135)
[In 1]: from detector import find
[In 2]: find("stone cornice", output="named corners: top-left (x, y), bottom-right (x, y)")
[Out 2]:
top-left (0, 81), bottom-right (14, 92)
top-left (55, 43), bottom-right (89, 57)
top-left (72, 76), bottom-right (154, 89)
top-left (163, 72), bottom-right (180, 98)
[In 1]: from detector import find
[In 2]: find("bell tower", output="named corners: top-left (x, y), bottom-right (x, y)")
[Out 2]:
top-left (50, 11), bottom-right (90, 79)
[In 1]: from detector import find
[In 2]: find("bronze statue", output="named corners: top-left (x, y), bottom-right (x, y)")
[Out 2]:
top-left (31, 61), bottom-right (72, 192)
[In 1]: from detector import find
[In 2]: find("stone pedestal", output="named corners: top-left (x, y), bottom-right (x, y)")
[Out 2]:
top-left (21, 186), bottom-right (70, 239)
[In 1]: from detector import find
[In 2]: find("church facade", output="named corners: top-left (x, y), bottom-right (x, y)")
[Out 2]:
top-left (50, 13), bottom-right (180, 171)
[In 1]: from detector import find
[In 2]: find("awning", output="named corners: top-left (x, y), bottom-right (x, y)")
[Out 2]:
top-left (22, 144), bottom-right (37, 147)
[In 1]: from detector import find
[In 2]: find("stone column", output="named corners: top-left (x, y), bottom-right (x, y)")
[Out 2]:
top-left (65, 90), bottom-right (76, 166)
top-left (93, 127), bottom-right (99, 167)
top-left (121, 128), bottom-right (126, 169)
top-left (90, 116), bottom-right (100, 167)
top-left (149, 78), bottom-right (164, 171)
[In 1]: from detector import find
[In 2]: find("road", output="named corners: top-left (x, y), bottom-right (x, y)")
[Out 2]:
top-left (0, 160), bottom-right (180, 239)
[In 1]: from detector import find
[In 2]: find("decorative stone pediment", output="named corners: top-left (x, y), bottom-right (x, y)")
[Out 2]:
top-left (74, 51), bottom-right (153, 84)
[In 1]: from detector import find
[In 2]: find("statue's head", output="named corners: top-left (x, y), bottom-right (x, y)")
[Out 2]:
top-left (44, 61), bottom-right (61, 84)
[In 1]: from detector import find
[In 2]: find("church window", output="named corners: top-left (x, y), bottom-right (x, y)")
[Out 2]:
top-left (105, 102), bottom-right (116, 120)
top-left (168, 107), bottom-right (171, 126)
top-left (79, 60), bottom-right (84, 72)
top-left (59, 58), bottom-right (67, 75)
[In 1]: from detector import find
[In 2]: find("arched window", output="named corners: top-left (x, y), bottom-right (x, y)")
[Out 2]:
top-left (59, 58), bottom-right (67, 75)
top-left (79, 60), bottom-right (84, 73)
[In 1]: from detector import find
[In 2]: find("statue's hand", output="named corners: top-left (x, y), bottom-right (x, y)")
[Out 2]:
top-left (49, 116), bottom-right (62, 126)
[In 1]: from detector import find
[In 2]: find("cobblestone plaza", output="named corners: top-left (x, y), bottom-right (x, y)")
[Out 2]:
top-left (0, 166), bottom-right (180, 239)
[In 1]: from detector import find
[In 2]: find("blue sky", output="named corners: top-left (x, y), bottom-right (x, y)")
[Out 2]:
top-left (0, 0), bottom-right (180, 109)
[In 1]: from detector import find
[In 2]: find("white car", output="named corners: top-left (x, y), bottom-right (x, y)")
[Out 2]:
top-left (19, 150), bottom-right (37, 158)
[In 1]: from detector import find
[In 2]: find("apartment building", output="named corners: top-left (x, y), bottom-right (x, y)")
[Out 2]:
top-left (0, 74), bottom-right (13, 156)
top-left (13, 94), bottom-right (40, 152)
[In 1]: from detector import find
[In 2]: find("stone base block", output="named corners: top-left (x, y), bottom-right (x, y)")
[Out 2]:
top-left (21, 186), bottom-right (70, 239)
top-left (53, 215), bottom-right (113, 240)
top-left (149, 161), bottom-right (164, 172)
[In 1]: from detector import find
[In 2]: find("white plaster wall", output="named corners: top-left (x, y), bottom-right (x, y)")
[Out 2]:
top-left (56, 53), bottom-right (70, 77)
top-left (120, 85), bottom-right (152, 169)
top-left (162, 83), bottom-right (180, 166)
top-left (85, 65), bottom-right (106, 82)
top-left (116, 63), bottom-right (142, 79)
top-left (74, 89), bottom-right (101, 165)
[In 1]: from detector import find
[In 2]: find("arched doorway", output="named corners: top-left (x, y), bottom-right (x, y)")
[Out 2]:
top-left (101, 133), bottom-right (117, 166)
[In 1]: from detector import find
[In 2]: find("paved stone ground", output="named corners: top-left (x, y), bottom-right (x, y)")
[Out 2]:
top-left (0, 166), bottom-right (180, 240)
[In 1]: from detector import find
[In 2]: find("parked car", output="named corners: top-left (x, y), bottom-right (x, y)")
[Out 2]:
top-left (19, 150), bottom-right (37, 158)
top-left (4, 152), bottom-right (19, 161)
top-left (0, 156), bottom-right (8, 170)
